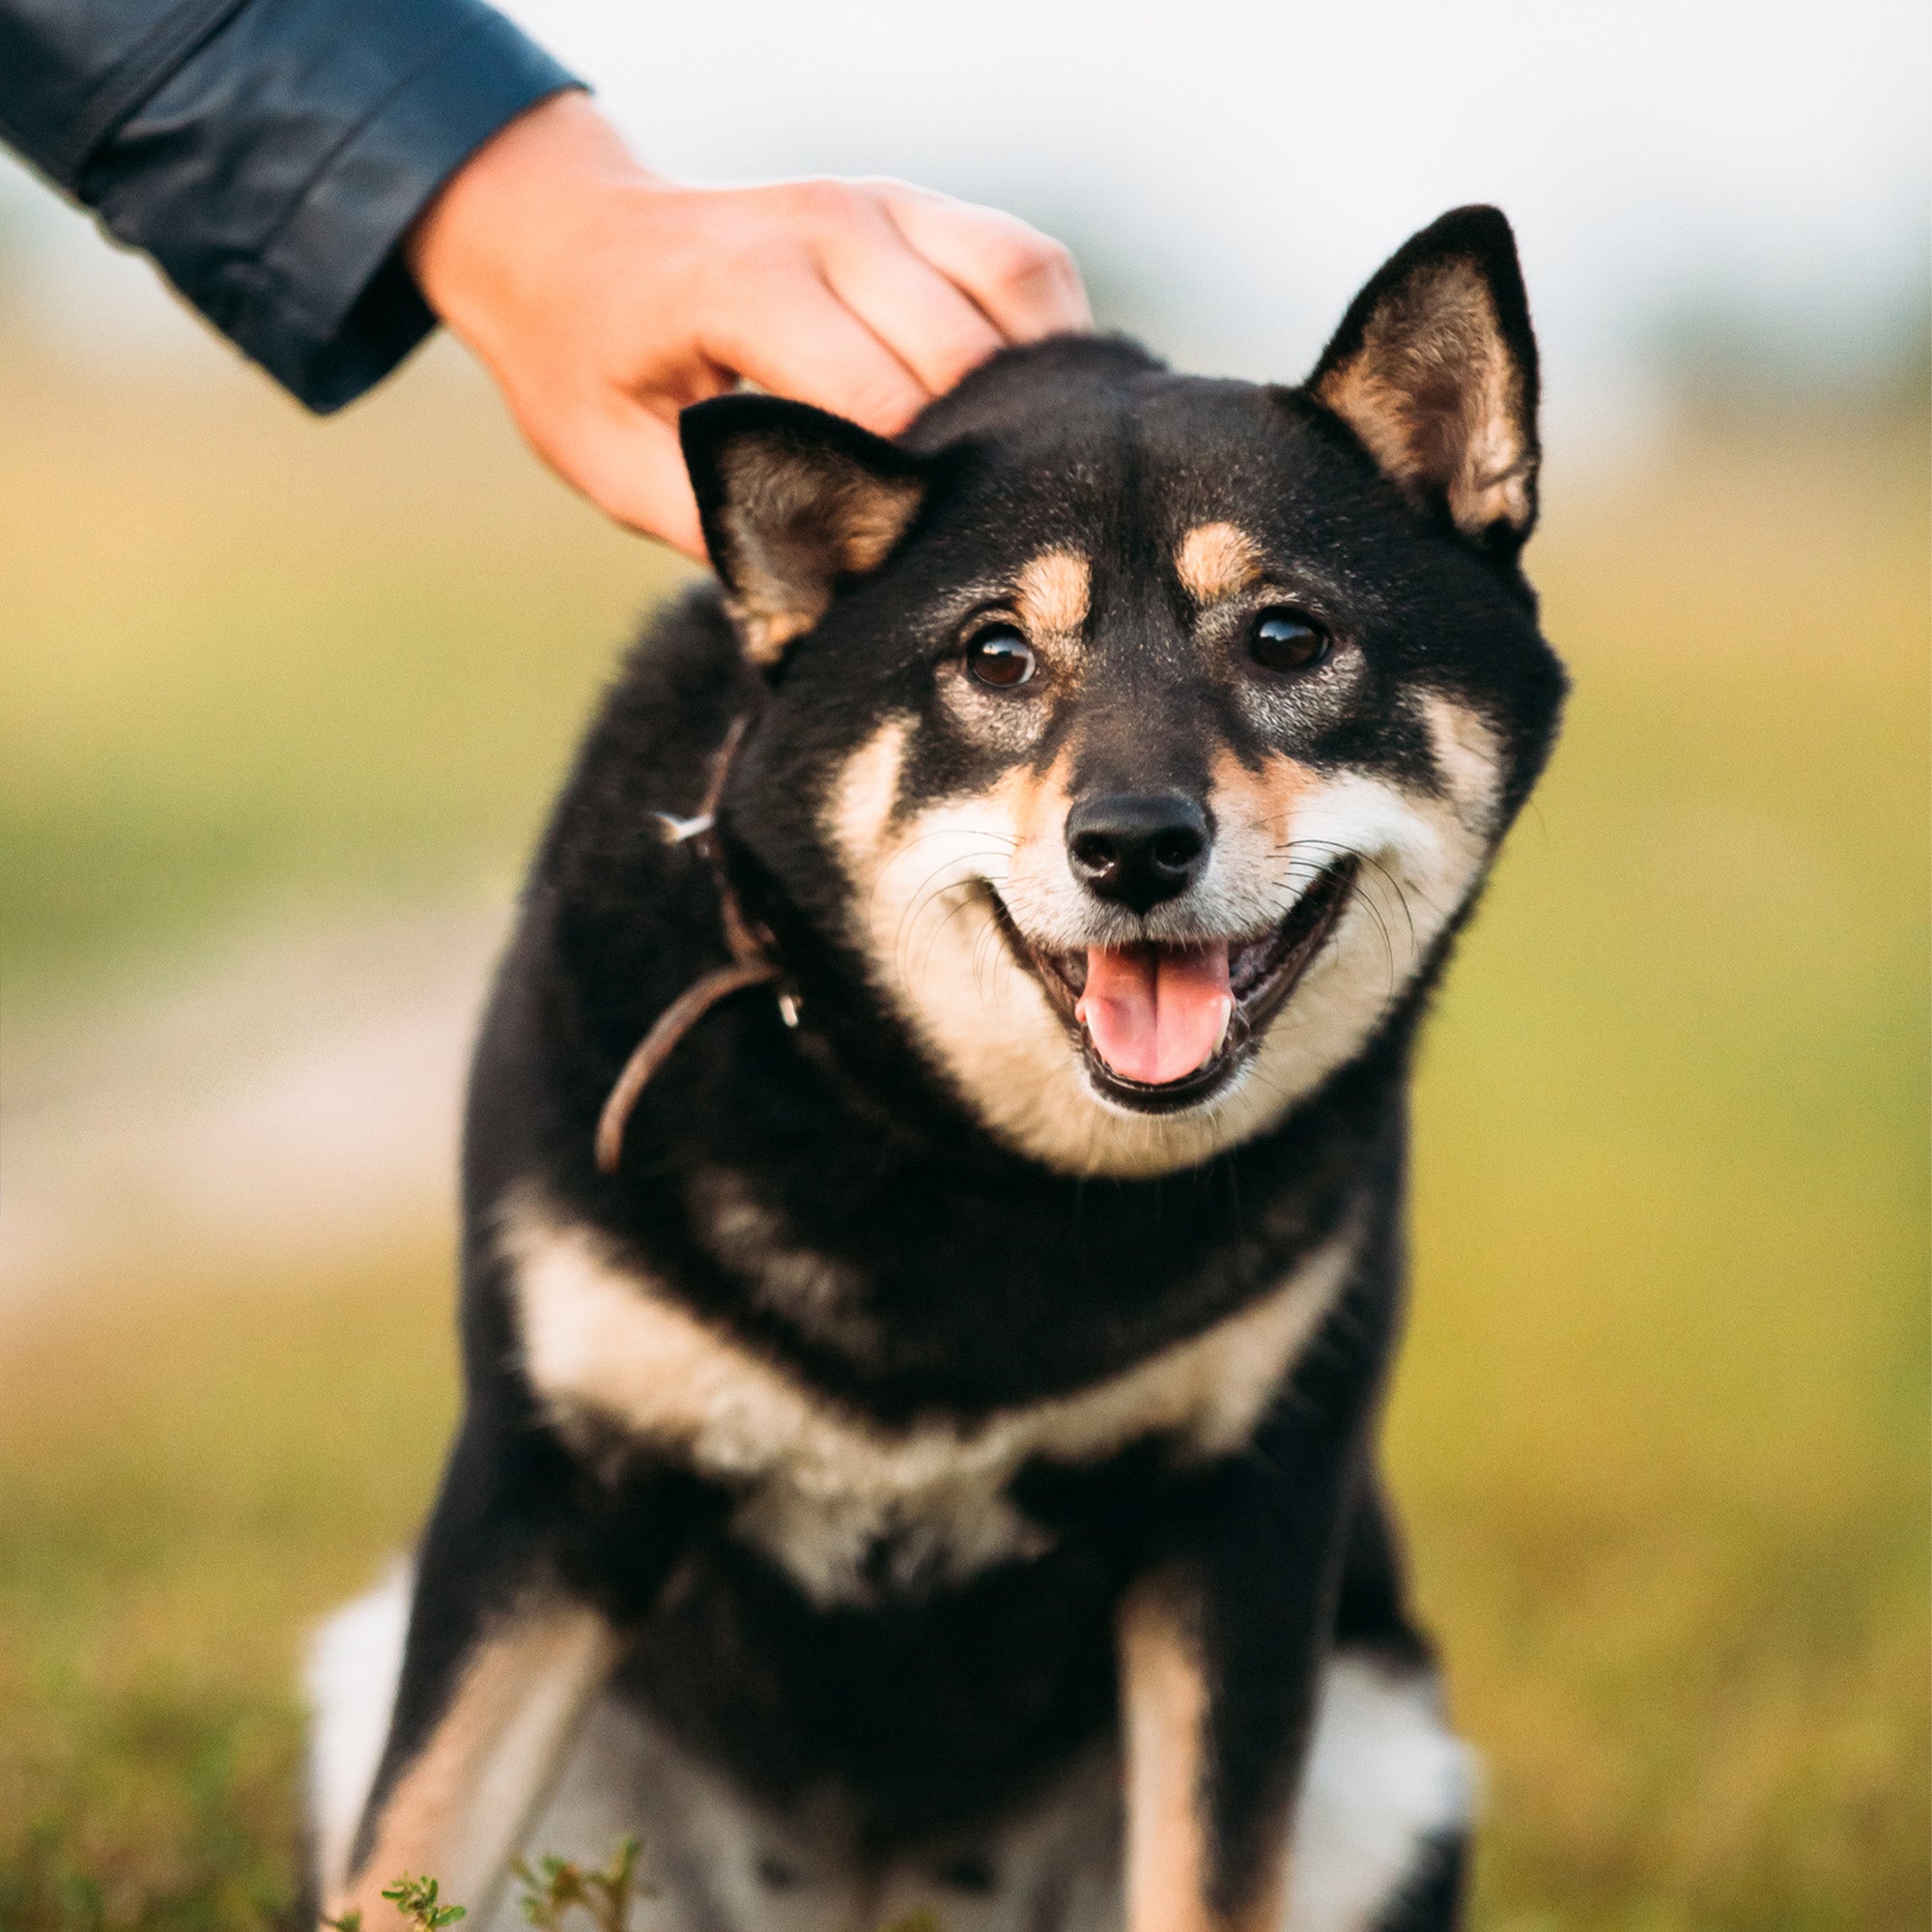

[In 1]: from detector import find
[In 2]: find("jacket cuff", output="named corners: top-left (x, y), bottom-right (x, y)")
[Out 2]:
top-left (81, 0), bottom-right (580, 412)
top-left (249, 12), bottom-right (581, 411)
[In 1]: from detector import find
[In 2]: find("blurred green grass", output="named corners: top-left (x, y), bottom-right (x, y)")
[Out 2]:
top-left (0, 335), bottom-right (690, 1004)
top-left (0, 338), bottom-right (1924, 1930)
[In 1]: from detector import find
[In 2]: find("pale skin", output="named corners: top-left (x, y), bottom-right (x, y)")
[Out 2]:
top-left (408, 91), bottom-right (1093, 556)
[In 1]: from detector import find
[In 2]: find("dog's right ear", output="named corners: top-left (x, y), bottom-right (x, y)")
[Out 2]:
top-left (680, 394), bottom-right (930, 668)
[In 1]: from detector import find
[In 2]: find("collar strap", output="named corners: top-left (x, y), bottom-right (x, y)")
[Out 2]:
top-left (594, 714), bottom-right (792, 1175)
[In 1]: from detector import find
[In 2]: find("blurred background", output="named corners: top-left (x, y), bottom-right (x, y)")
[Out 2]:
top-left (1, 2), bottom-right (1925, 1926)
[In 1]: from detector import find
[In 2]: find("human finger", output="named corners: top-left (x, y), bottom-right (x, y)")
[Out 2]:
top-left (705, 268), bottom-right (931, 435)
top-left (555, 407), bottom-right (708, 558)
top-left (815, 196), bottom-right (1008, 395)
top-left (876, 186), bottom-right (1092, 342)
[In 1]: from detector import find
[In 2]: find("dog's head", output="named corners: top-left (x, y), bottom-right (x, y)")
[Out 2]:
top-left (684, 207), bottom-right (1565, 1177)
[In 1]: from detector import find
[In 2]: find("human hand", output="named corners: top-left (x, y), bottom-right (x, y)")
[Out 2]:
top-left (407, 92), bottom-right (1092, 556)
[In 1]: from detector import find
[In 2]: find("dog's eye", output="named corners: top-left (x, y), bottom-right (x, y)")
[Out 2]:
top-left (965, 624), bottom-right (1037, 689)
top-left (1249, 608), bottom-right (1330, 673)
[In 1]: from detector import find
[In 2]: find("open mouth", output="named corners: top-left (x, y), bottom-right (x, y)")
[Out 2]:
top-left (992, 858), bottom-right (1360, 1112)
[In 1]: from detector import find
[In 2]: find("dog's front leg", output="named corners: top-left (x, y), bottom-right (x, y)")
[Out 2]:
top-left (324, 1424), bottom-right (694, 1930)
top-left (328, 1583), bottom-right (617, 1929)
top-left (1118, 1413), bottom-right (1371, 1932)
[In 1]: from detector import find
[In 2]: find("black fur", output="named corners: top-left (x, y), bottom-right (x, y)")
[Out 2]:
top-left (347, 208), bottom-right (1566, 1923)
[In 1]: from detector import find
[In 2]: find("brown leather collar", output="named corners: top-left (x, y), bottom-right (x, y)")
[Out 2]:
top-left (594, 715), bottom-right (796, 1174)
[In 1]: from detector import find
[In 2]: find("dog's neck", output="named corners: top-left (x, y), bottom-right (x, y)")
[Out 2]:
top-left (548, 880), bottom-right (1425, 1418)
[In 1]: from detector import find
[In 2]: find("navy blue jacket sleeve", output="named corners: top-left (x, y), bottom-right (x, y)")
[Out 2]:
top-left (0, 0), bottom-right (581, 411)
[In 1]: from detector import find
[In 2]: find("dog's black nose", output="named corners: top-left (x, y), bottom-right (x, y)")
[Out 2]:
top-left (1065, 793), bottom-right (1210, 914)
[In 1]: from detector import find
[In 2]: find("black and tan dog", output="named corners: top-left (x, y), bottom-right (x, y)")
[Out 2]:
top-left (307, 206), bottom-right (1565, 1932)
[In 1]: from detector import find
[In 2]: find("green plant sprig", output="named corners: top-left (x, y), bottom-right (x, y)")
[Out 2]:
top-left (511, 1834), bottom-right (647, 1930)
top-left (322, 1843), bottom-right (944, 1932)
top-left (323, 1872), bottom-right (467, 1930)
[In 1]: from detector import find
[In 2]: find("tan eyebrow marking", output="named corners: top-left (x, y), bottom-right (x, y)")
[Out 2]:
top-left (1013, 549), bottom-right (1091, 636)
top-left (1175, 521), bottom-right (1264, 606)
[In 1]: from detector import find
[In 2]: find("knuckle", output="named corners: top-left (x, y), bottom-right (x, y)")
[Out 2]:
top-left (789, 176), bottom-right (861, 226)
top-left (987, 228), bottom-right (1071, 290)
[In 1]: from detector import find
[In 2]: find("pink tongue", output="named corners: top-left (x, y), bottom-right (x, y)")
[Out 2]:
top-left (1075, 943), bottom-right (1234, 1085)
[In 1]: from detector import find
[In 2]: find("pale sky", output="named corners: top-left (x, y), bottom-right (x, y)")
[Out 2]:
top-left (4, 0), bottom-right (1924, 453)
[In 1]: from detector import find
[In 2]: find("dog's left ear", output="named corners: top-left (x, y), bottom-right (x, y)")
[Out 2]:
top-left (681, 394), bottom-right (929, 668)
top-left (1307, 205), bottom-right (1539, 554)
